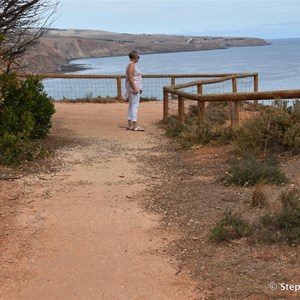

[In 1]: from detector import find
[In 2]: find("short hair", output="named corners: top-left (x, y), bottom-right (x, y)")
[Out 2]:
top-left (129, 50), bottom-right (139, 60)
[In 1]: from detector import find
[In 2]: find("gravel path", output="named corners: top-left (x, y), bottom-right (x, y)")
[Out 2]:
top-left (2, 102), bottom-right (299, 300)
top-left (0, 102), bottom-right (198, 300)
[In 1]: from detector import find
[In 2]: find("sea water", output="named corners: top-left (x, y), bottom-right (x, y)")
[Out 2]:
top-left (44, 38), bottom-right (300, 100)
top-left (69, 38), bottom-right (300, 91)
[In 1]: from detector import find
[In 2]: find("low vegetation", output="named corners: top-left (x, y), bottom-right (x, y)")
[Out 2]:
top-left (222, 154), bottom-right (288, 187)
top-left (164, 100), bottom-right (300, 246)
top-left (164, 100), bottom-right (300, 154)
top-left (211, 188), bottom-right (300, 245)
top-left (0, 73), bottom-right (55, 165)
top-left (164, 103), bottom-right (234, 149)
top-left (209, 211), bottom-right (252, 242)
top-left (261, 188), bottom-right (300, 244)
top-left (233, 100), bottom-right (300, 155)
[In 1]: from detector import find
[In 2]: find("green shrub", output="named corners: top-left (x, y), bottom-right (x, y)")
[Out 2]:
top-left (223, 154), bottom-right (288, 187)
top-left (187, 103), bottom-right (229, 125)
top-left (164, 118), bottom-right (187, 139)
top-left (234, 100), bottom-right (300, 155)
top-left (283, 123), bottom-right (300, 153)
top-left (0, 91), bottom-right (4, 112)
top-left (0, 73), bottom-right (55, 165)
top-left (190, 123), bottom-right (234, 146)
top-left (164, 100), bottom-right (300, 154)
top-left (163, 105), bottom-right (234, 149)
top-left (210, 189), bottom-right (300, 245)
top-left (280, 187), bottom-right (300, 210)
top-left (261, 188), bottom-right (300, 245)
top-left (206, 103), bottom-right (230, 125)
top-left (209, 211), bottom-right (252, 242)
top-left (0, 74), bottom-right (55, 139)
top-left (291, 100), bottom-right (300, 120)
top-left (0, 132), bottom-right (21, 165)
top-left (232, 115), bottom-right (265, 154)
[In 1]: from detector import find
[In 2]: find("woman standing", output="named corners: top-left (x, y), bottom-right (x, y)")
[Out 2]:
top-left (124, 50), bottom-right (144, 131)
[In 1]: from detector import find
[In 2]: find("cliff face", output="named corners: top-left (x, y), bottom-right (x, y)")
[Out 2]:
top-left (23, 29), bottom-right (269, 73)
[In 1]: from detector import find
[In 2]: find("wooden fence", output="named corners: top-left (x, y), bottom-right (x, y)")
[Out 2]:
top-left (18, 73), bottom-right (244, 101)
top-left (163, 73), bottom-right (300, 128)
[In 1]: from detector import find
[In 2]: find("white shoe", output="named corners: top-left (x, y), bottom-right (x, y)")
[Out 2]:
top-left (133, 126), bottom-right (145, 131)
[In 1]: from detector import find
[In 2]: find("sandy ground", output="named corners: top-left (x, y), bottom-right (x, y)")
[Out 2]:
top-left (1, 101), bottom-right (300, 300)
top-left (0, 102), bottom-right (198, 300)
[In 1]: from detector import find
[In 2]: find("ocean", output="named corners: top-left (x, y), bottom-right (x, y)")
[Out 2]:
top-left (68, 38), bottom-right (300, 92)
top-left (43, 38), bottom-right (300, 100)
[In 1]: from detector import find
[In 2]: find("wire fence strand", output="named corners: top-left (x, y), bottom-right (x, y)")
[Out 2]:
top-left (43, 78), bottom-right (119, 100)
top-left (18, 73), bottom-right (242, 101)
top-left (20, 73), bottom-right (297, 110)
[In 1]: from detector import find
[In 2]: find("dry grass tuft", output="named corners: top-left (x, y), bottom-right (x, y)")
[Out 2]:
top-left (252, 183), bottom-right (269, 208)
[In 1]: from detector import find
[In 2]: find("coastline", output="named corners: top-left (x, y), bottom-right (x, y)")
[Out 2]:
top-left (23, 29), bottom-right (270, 74)
top-left (41, 38), bottom-right (300, 97)
top-left (59, 44), bottom-right (271, 74)
top-left (58, 63), bottom-right (90, 74)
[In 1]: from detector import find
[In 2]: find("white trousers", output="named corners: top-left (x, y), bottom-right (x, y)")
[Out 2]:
top-left (127, 92), bottom-right (141, 122)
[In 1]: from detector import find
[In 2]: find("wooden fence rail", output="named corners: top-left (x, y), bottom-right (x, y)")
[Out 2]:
top-left (17, 73), bottom-right (245, 101)
top-left (163, 74), bottom-right (300, 128)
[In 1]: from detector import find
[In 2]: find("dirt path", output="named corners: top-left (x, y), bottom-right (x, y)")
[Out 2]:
top-left (0, 102), bottom-right (198, 300)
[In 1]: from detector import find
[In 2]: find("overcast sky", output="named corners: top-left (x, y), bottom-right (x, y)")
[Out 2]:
top-left (53, 0), bottom-right (300, 39)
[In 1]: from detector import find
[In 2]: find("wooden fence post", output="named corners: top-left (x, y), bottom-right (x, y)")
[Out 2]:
top-left (163, 90), bottom-right (169, 119)
top-left (171, 76), bottom-right (176, 101)
top-left (231, 77), bottom-right (240, 128)
top-left (178, 96), bottom-right (185, 125)
top-left (117, 76), bottom-right (122, 101)
top-left (171, 76), bottom-right (176, 86)
top-left (197, 83), bottom-right (205, 123)
top-left (254, 74), bottom-right (259, 104)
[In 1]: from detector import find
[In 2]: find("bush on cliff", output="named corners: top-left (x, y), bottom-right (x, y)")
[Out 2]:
top-left (233, 100), bottom-right (300, 155)
top-left (0, 73), bottom-right (55, 165)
